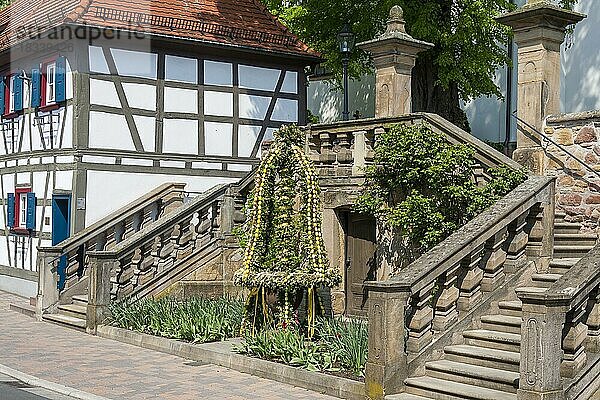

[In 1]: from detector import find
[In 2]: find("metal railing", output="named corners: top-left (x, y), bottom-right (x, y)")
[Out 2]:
top-left (512, 112), bottom-right (600, 180)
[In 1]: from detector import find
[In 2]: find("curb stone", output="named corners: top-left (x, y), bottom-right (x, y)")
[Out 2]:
top-left (0, 364), bottom-right (114, 400)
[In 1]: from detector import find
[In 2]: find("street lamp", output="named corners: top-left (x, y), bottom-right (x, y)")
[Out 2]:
top-left (338, 23), bottom-right (355, 121)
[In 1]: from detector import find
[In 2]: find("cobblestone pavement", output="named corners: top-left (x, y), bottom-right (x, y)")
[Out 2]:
top-left (0, 291), bottom-right (335, 400)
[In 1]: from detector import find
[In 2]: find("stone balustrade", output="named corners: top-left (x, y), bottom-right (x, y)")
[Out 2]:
top-left (363, 175), bottom-right (556, 399)
top-left (516, 242), bottom-right (600, 400)
top-left (36, 182), bottom-right (186, 315)
top-left (307, 112), bottom-right (522, 183)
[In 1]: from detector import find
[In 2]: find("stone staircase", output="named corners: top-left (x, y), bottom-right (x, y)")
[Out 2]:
top-left (43, 295), bottom-right (88, 331)
top-left (390, 214), bottom-right (599, 400)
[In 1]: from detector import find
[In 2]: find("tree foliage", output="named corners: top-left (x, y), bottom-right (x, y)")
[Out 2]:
top-left (355, 123), bottom-right (526, 265)
top-left (263, 0), bottom-right (578, 127)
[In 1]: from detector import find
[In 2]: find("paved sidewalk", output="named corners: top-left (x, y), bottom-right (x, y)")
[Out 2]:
top-left (0, 291), bottom-right (335, 400)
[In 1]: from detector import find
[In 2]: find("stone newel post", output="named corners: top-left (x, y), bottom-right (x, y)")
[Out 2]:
top-left (358, 6), bottom-right (433, 118)
top-left (497, 1), bottom-right (585, 174)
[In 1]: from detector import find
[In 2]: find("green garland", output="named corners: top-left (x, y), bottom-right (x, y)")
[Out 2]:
top-left (233, 125), bottom-right (340, 331)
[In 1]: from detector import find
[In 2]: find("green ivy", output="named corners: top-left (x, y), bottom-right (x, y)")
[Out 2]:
top-left (356, 123), bottom-right (527, 266)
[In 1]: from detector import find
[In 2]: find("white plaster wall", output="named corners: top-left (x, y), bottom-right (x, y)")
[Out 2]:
top-left (163, 119), bottom-right (198, 154)
top-left (55, 171), bottom-right (73, 191)
top-left (89, 111), bottom-right (136, 151)
top-left (239, 94), bottom-right (270, 120)
top-left (85, 171), bottom-right (239, 226)
top-left (164, 87), bottom-right (198, 114)
top-left (238, 125), bottom-right (261, 157)
top-left (205, 122), bottom-right (233, 156)
top-left (239, 65), bottom-right (280, 91)
top-left (307, 74), bottom-right (376, 123)
top-left (204, 91), bottom-right (233, 117)
top-left (111, 49), bottom-right (157, 79)
top-left (90, 79), bottom-right (120, 108)
top-left (62, 106), bottom-right (73, 149)
top-left (272, 99), bottom-right (298, 122)
top-left (89, 45), bottom-right (110, 74)
top-left (204, 61), bottom-right (232, 86)
top-left (123, 83), bottom-right (156, 111)
top-left (281, 71), bottom-right (298, 94)
top-left (133, 115), bottom-right (156, 152)
top-left (0, 275), bottom-right (36, 298)
top-left (165, 55), bottom-right (198, 83)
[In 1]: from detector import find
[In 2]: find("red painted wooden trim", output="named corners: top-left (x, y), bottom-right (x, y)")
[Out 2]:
top-left (13, 187), bottom-right (31, 229)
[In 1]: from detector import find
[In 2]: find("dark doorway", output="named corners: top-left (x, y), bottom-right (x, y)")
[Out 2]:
top-left (52, 194), bottom-right (71, 290)
top-left (343, 212), bottom-right (377, 317)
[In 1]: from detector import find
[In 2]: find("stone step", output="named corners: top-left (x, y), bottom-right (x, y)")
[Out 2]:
top-left (9, 302), bottom-right (36, 318)
top-left (531, 273), bottom-right (562, 288)
top-left (443, 345), bottom-right (520, 372)
top-left (387, 394), bottom-right (431, 400)
top-left (554, 233), bottom-right (598, 247)
top-left (480, 315), bottom-right (522, 334)
top-left (425, 360), bottom-right (519, 393)
top-left (554, 222), bottom-right (582, 235)
top-left (404, 376), bottom-right (516, 400)
top-left (549, 258), bottom-right (580, 274)
top-left (462, 330), bottom-right (521, 352)
top-left (71, 295), bottom-right (89, 307)
top-left (553, 245), bottom-right (595, 259)
top-left (43, 313), bottom-right (86, 331)
top-left (498, 300), bottom-right (522, 318)
top-left (555, 212), bottom-right (567, 222)
top-left (57, 303), bottom-right (87, 319)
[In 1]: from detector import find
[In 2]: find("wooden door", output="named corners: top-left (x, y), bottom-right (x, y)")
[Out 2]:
top-left (345, 213), bottom-right (377, 317)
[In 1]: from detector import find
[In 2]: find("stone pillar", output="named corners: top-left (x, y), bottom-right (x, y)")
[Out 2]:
top-left (364, 285), bottom-right (410, 400)
top-left (516, 289), bottom-right (567, 400)
top-left (497, 1), bottom-right (585, 174)
top-left (358, 6), bottom-right (433, 118)
top-left (36, 248), bottom-right (62, 320)
top-left (86, 252), bottom-right (114, 335)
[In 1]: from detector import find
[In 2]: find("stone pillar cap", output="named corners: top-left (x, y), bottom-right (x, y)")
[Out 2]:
top-left (497, 1), bottom-right (586, 29)
top-left (357, 5), bottom-right (433, 54)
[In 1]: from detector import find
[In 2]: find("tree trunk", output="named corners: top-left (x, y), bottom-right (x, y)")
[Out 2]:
top-left (411, 53), bottom-right (471, 133)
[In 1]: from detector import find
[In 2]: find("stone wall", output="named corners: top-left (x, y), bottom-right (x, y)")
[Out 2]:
top-left (544, 110), bottom-right (600, 232)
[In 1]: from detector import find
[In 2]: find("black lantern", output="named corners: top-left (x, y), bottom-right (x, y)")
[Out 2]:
top-left (338, 23), bottom-right (354, 121)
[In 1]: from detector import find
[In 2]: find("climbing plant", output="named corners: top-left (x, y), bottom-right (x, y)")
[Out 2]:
top-left (356, 123), bottom-right (527, 267)
top-left (234, 125), bottom-right (340, 335)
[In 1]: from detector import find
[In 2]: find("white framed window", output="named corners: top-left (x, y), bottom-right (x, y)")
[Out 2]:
top-left (8, 75), bottom-right (15, 113)
top-left (19, 192), bottom-right (27, 227)
top-left (46, 63), bottom-right (56, 104)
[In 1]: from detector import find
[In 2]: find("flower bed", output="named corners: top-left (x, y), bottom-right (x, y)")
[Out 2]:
top-left (108, 296), bottom-right (244, 344)
top-left (235, 317), bottom-right (368, 380)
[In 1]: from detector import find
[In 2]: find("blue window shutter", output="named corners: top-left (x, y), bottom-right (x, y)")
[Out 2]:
top-left (31, 68), bottom-right (41, 108)
top-left (14, 76), bottom-right (23, 111)
top-left (7, 193), bottom-right (15, 228)
top-left (26, 192), bottom-right (36, 230)
top-left (0, 77), bottom-right (5, 115)
top-left (55, 56), bottom-right (66, 102)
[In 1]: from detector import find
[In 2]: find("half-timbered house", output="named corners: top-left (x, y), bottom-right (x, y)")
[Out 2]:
top-left (0, 0), bottom-right (318, 296)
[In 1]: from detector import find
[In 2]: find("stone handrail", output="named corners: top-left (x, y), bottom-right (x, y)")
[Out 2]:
top-left (307, 113), bottom-right (523, 181)
top-left (36, 182), bottom-right (186, 313)
top-left (516, 243), bottom-right (600, 399)
top-left (84, 182), bottom-right (245, 333)
top-left (363, 175), bottom-right (556, 399)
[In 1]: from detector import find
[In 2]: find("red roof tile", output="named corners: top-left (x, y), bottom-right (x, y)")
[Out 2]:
top-left (0, 0), bottom-right (319, 59)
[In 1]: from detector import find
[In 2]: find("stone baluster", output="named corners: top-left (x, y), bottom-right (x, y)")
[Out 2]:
top-left (319, 132), bottom-right (335, 166)
top-left (336, 131), bottom-right (353, 166)
top-left (352, 130), bottom-right (368, 175)
top-left (364, 284), bottom-right (411, 400)
top-left (130, 248), bottom-right (144, 289)
top-left (433, 263), bottom-right (460, 331)
top-left (526, 185), bottom-right (555, 272)
top-left (585, 289), bottom-right (600, 353)
top-left (481, 227), bottom-right (508, 292)
top-left (457, 244), bottom-right (484, 312)
top-left (561, 300), bottom-right (588, 378)
top-left (87, 251), bottom-right (115, 335)
top-left (504, 212), bottom-right (529, 273)
top-left (517, 289), bottom-right (566, 400)
top-left (406, 282), bottom-right (434, 354)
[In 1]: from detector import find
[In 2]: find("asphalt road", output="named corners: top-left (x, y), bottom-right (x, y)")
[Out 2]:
top-left (0, 374), bottom-right (76, 400)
